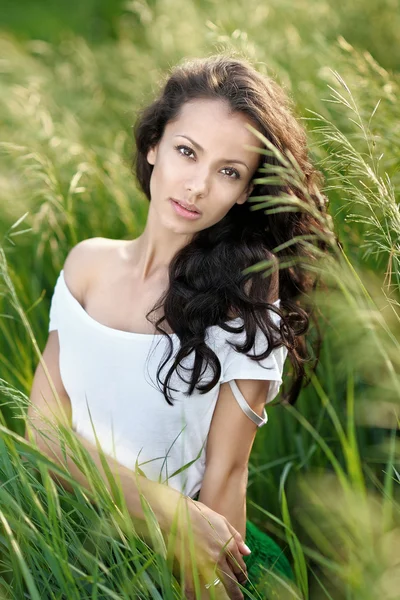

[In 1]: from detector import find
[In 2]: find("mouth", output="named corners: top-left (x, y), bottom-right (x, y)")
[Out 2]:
top-left (170, 198), bottom-right (202, 215)
top-left (170, 198), bottom-right (201, 220)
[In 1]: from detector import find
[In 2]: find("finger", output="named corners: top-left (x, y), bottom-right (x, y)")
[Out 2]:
top-left (184, 587), bottom-right (195, 600)
top-left (181, 564), bottom-right (196, 599)
top-left (226, 542), bottom-right (248, 576)
top-left (224, 522), bottom-right (248, 554)
top-left (216, 530), bottom-right (248, 585)
top-left (217, 558), bottom-right (244, 600)
top-left (223, 546), bottom-right (247, 586)
top-left (211, 526), bottom-right (248, 587)
top-left (226, 550), bottom-right (248, 586)
top-left (199, 558), bottom-right (227, 599)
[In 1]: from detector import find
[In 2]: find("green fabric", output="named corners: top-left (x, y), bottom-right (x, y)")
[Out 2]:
top-left (243, 519), bottom-right (294, 592)
top-left (191, 492), bottom-right (294, 592)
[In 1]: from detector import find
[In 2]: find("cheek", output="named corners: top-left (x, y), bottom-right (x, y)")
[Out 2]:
top-left (215, 184), bottom-right (245, 207)
top-left (149, 156), bottom-right (176, 193)
top-left (162, 153), bottom-right (183, 184)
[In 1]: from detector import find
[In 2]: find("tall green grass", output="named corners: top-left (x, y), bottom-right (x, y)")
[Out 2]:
top-left (0, 1), bottom-right (399, 597)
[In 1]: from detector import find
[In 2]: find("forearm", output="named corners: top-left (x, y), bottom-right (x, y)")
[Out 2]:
top-left (26, 422), bottom-right (186, 542)
top-left (198, 464), bottom-right (248, 539)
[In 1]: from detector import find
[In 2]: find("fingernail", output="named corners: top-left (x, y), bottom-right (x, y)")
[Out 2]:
top-left (242, 543), bottom-right (252, 554)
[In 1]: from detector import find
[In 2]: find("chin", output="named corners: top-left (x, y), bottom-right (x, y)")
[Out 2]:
top-left (164, 217), bottom-right (198, 234)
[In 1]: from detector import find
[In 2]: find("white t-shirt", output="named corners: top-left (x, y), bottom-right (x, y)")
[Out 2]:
top-left (48, 269), bottom-right (288, 499)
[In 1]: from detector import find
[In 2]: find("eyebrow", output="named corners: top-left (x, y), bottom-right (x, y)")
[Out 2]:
top-left (174, 134), bottom-right (250, 171)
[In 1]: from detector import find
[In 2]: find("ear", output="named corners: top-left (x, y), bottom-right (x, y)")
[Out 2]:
top-left (236, 182), bottom-right (254, 206)
top-left (147, 145), bottom-right (158, 166)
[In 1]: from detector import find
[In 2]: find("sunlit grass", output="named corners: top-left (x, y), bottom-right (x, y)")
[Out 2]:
top-left (0, 0), bottom-right (399, 597)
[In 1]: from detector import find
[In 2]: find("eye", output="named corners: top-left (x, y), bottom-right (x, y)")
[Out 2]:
top-left (175, 144), bottom-right (241, 180)
top-left (175, 144), bottom-right (195, 159)
top-left (221, 167), bottom-right (241, 180)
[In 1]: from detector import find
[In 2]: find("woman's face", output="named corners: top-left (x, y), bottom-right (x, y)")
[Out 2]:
top-left (146, 98), bottom-right (263, 233)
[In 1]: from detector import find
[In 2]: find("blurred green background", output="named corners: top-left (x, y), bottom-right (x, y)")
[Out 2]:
top-left (0, 1), bottom-right (399, 599)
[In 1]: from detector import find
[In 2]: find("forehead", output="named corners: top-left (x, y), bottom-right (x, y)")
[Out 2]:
top-left (164, 98), bottom-right (263, 156)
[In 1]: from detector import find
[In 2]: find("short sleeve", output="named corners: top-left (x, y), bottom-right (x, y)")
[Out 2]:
top-left (220, 302), bottom-right (288, 405)
top-left (48, 271), bottom-right (62, 332)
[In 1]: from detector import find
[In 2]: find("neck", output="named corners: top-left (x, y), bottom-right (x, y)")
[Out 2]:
top-left (130, 205), bottom-right (193, 282)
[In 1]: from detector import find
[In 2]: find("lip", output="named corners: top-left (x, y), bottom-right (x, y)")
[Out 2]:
top-left (170, 198), bottom-right (202, 219)
top-left (171, 198), bottom-right (201, 215)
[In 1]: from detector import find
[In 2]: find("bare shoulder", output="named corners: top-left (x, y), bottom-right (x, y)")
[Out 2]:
top-left (63, 237), bottom-right (119, 304)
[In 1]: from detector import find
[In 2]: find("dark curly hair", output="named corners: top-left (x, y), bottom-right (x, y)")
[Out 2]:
top-left (132, 52), bottom-right (337, 407)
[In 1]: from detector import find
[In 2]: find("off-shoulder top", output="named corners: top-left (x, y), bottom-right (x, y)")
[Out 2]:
top-left (48, 269), bottom-right (288, 499)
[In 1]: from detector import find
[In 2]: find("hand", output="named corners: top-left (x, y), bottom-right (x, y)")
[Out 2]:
top-left (166, 497), bottom-right (250, 599)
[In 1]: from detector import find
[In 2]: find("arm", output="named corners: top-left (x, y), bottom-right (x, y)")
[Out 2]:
top-left (200, 253), bottom-right (279, 537)
top-left (25, 329), bottom-right (186, 542)
top-left (198, 379), bottom-right (270, 539)
top-left (26, 240), bottom-right (187, 543)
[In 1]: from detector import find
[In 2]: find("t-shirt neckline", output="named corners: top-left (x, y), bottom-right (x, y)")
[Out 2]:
top-left (59, 269), bottom-right (280, 340)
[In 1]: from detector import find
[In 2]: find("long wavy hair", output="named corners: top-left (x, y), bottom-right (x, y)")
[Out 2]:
top-left (132, 53), bottom-right (337, 407)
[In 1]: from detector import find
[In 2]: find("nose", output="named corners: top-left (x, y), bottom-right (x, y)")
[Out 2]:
top-left (185, 171), bottom-right (209, 198)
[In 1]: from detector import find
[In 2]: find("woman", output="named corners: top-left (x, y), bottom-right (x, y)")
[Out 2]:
top-left (27, 53), bottom-right (333, 598)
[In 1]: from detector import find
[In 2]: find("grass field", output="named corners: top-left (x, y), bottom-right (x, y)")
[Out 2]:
top-left (0, 1), bottom-right (399, 598)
